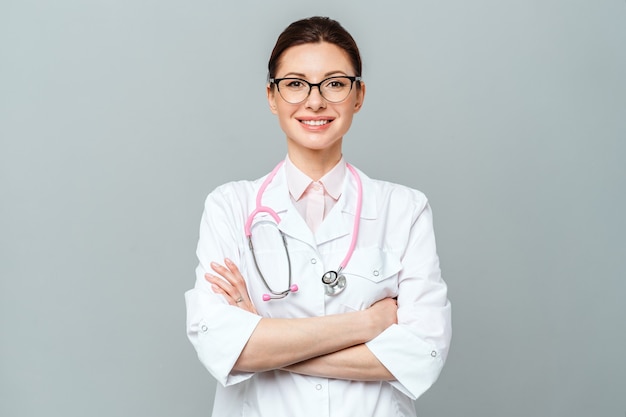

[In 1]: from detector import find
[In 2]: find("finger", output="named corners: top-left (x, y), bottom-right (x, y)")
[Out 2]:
top-left (223, 259), bottom-right (248, 289)
top-left (209, 284), bottom-right (237, 306)
top-left (210, 260), bottom-right (256, 313)
top-left (210, 262), bottom-right (235, 284)
top-left (212, 262), bottom-right (248, 300)
top-left (205, 272), bottom-right (232, 289)
top-left (223, 259), bottom-right (250, 299)
top-left (206, 276), bottom-right (243, 307)
top-left (210, 262), bottom-right (247, 297)
top-left (224, 258), bottom-right (242, 276)
top-left (210, 279), bottom-right (253, 312)
top-left (205, 273), bottom-right (238, 300)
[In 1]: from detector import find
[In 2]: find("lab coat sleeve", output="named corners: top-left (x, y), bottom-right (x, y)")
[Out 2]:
top-left (185, 187), bottom-right (262, 387)
top-left (365, 199), bottom-right (452, 400)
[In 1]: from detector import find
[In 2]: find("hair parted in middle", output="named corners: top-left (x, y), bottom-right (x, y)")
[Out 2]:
top-left (267, 16), bottom-right (362, 83)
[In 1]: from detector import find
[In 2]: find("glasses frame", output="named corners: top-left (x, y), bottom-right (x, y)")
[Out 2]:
top-left (269, 76), bottom-right (362, 104)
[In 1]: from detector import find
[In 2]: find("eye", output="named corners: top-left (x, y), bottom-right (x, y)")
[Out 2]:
top-left (282, 79), bottom-right (307, 90)
top-left (324, 78), bottom-right (348, 90)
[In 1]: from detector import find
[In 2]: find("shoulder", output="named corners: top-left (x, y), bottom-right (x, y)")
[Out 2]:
top-left (208, 180), bottom-right (255, 201)
top-left (204, 167), bottom-right (275, 201)
top-left (371, 178), bottom-right (427, 203)
top-left (356, 168), bottom-right (429, 214)
top-left (203, 174), bottom-right (265, 211)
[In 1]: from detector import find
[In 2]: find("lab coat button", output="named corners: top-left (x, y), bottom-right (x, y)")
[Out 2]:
top-left (310, 258), bottom-right (317, 264)
top-left (315, 384), bottom-right (322, 390)
top-left (431, 350), bottom-right (437, 357)
top-left (373, 270), bottom-right (379, 277)
top-left (201, 325), bottom-right (208, 332)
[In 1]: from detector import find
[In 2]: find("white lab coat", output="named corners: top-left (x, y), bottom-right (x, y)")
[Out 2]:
top-left (185, 162), bottom-right (451, 417)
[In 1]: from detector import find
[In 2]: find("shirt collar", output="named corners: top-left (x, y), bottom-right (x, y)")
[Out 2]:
top-left (285, 155), bottom-right (346, 201)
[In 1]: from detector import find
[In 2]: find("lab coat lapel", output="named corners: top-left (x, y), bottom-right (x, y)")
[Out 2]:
top-left (260, 166), bottom-right (317, 249)
top-left (314, 195), bottom-right (350, 245)
top-left (315, 165), bottom-right (377, 245)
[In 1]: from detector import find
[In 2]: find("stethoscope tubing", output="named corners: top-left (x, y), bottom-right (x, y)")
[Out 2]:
top-left (339, 163), bottom-right (362, 271)
top-left (245, 160), bottom-right (362, 300)
top-left (244, 161), bottom-right (285, 237)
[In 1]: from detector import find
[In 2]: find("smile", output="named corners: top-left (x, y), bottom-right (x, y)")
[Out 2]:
top-left (300, 119), bottom-right (332, 126)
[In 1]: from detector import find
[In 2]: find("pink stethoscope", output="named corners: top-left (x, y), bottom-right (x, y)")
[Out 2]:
top-left (244, 161), bottom-right (363, 301)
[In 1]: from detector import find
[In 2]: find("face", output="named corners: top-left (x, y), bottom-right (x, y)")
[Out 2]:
top-left (267, 42), bottom-right (365, 158)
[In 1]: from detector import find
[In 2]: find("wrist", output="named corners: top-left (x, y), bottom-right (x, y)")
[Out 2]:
top-left (359, 308), bottom-right (380, 342)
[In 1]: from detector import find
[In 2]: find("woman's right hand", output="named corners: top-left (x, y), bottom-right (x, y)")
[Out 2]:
top-left (366, 297), bottom-right (398, 336)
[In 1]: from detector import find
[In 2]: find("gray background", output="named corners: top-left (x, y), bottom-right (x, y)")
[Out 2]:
top-left (1, 0), bottom-right (625, 416)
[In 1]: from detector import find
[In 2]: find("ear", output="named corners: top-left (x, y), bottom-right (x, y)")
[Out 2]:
top-left (353, 82), bottom-right (366, 114)
top-left (267, 84), bottom-right (278, 115)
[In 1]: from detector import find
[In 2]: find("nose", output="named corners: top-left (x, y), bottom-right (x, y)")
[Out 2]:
top-left (305, 85), bottom-right (326, 110)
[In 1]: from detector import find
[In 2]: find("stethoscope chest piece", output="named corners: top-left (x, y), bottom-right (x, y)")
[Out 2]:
top-left (322, 270), bottom-right (347, 296)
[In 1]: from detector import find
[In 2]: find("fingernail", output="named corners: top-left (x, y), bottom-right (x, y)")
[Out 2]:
top-left (225, 258), bottom-right (232, 265)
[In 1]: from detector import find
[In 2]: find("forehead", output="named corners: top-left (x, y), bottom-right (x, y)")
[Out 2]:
top-left (276, 42), bottom-right (354, 78)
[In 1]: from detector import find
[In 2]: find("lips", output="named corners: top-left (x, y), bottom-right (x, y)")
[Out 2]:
top-left (298, 118), bottom-right (334, 127)
top-left (301, 120), bottom-right (329, 126)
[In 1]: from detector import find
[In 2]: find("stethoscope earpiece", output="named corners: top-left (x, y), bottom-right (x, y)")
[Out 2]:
top-left (262, 284), bottom-right (298, 302)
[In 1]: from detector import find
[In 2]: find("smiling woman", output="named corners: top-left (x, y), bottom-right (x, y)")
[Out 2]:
top-left (267, 41), bottom-right (365, 171)
top-left (185, 16), bottom-right (451, 417)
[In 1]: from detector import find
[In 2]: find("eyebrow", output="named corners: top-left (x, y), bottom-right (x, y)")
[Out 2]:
top-left (280, 71), bottom-right (348, 79)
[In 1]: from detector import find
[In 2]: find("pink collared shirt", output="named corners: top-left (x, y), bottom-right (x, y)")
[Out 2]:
top-left (284, 155), bottom-right (345, 233)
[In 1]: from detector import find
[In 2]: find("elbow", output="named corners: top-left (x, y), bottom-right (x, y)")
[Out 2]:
top-left (232, 351), bottom-right (273, 373)
top-left (232, 353), bottom-right (256, 373)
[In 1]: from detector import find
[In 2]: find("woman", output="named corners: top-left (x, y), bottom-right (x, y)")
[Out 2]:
top-left (185, 16), bottom-right (451, 417)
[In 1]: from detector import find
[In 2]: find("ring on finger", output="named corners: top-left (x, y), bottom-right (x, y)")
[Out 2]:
top-left (235, 297), bottom-right (243, 303)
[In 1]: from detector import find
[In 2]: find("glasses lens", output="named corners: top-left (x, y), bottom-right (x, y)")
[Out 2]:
top-left (320, 77), bottom-right (354, 103)
top-left (277, 79), bottom-right (309, 104)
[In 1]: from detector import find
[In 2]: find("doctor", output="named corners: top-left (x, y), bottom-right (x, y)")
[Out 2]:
top-left (185, 16), bottom-right (451, 417)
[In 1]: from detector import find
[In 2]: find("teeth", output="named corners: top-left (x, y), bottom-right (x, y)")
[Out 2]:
top-left (301, 120), bottom-right (330, 126)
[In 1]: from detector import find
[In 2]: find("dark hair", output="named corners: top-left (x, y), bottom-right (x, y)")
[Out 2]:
top-left (268, 16), bottom-right (362, 81)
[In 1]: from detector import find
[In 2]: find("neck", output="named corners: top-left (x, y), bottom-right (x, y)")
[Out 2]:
top-left (287, 147), bottom-right (342, 181)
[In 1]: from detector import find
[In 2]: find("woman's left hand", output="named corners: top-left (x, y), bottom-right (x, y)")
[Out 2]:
top-left (205, 258), bottom-right (258, 314)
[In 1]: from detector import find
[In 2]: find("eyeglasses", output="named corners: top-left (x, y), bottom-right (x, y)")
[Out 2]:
top-left (270, 76), bottom-right (361, 104)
